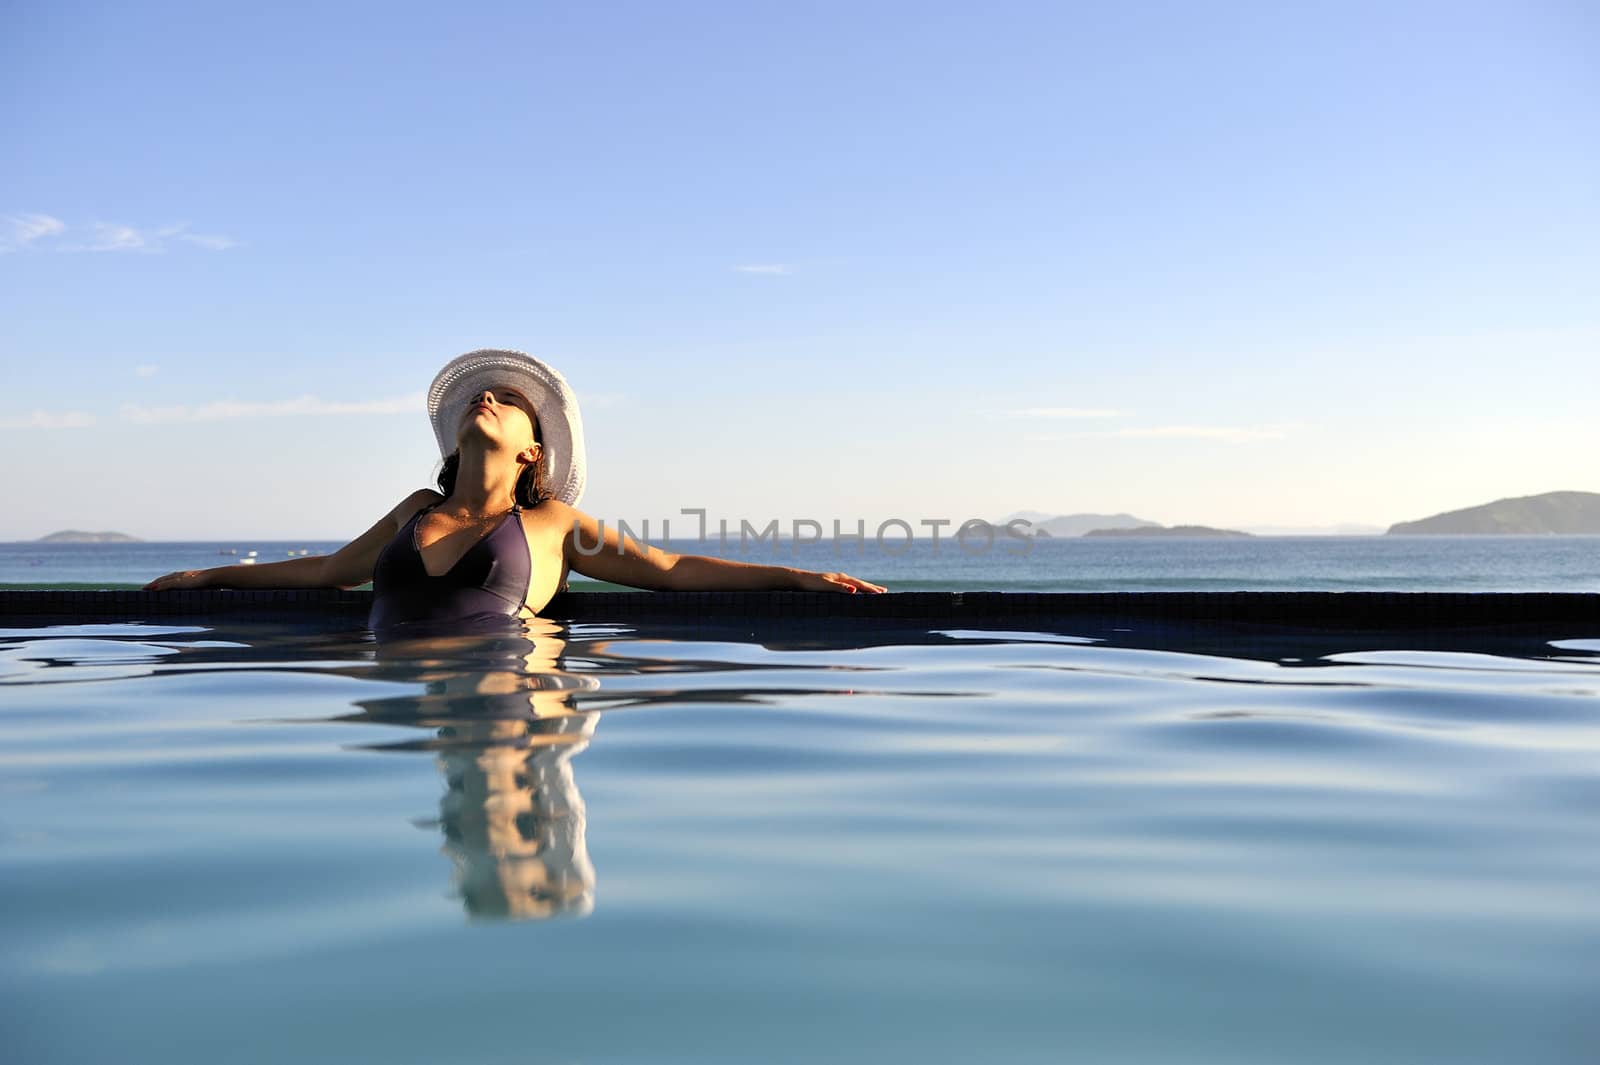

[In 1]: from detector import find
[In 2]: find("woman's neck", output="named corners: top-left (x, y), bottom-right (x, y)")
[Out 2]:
top-left (447, 447), bottom-right (520, 514)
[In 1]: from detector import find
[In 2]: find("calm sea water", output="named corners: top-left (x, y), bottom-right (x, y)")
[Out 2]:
top-left (4, 535), bottom-right (1599, 591)
top-left (2, 613), bottom-right (1596, 1063)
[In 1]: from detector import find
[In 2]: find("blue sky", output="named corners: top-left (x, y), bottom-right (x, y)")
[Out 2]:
top-left (3, 0), bottom-right (1596, 539)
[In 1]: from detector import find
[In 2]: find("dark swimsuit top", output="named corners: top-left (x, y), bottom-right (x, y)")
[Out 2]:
top-left (369, 502), bottom-right (531, 633)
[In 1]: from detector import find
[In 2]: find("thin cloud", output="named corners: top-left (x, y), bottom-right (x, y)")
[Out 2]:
top-left (178, 232), bottom-right (239, 251)
top-left (72, 223), bottom-right (152, 252)
top-left (1108, 425), bottom-right (1289, 442)
top-left (1, 213), bottom-right (67, 252)
top-left (983, 406), bottom-right (1127, 420)
top-left (120, 392), bottom-right (424, 424)
top-left (134, 365), bottom-right (159, 378)
top-left (0, 410), bottom-right (97, 430)
top-left (67, 222), bottom-right (239, 253)
top-left (3, 215), bottom-right (238, 253)
top-left (733, 264), bottom-right (792, 275)
top-left (1086, 424), bottom-right (1291, 443)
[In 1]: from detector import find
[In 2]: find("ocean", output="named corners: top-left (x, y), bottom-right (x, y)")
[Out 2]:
top-left (4, 535), bottom-right (1598, 592)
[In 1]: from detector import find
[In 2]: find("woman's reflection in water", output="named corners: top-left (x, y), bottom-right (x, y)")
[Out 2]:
top-left (361, 616), bottom-right (601, 922)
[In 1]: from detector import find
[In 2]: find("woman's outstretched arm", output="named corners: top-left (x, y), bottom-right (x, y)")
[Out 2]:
top-left (553, 502), bottom-right (886, 594)
top-left (144, 489), bottom-right (443, 591)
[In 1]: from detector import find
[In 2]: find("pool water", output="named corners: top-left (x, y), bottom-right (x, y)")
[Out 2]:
top-left (2, 615), bottom-right (1597, 1064)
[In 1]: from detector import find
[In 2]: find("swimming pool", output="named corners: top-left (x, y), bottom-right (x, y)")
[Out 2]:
top-left (2, 604), bottom-right (1596, 1064)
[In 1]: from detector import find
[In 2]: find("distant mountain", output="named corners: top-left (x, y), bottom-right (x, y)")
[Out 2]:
top-left (1387, 491), bottom-right (1600, 535)
top-left (37, 530), bottom-right (143, 543)
top-left (1084, 525), bottom-right (1252, 539)
top-left (997, 510), bottom-right (1060, 525)
top-left (997, 511), bottom-right (1159, 538)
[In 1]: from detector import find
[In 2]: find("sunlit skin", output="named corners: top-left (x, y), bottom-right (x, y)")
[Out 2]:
top-left (146, 383), bottom-right (888, 611)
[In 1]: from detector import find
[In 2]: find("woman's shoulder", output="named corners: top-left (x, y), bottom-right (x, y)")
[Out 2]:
top-left (534, 497), bottom-right (577, 518)
top-left (524, 496), bottom-right (575, 524)
top-left (386, 488), bottom-right (445, 527)
top-left (521, 497), bottom-right (583, 543)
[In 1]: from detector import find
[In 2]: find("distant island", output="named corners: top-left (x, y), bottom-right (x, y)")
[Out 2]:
top-left (1387, 491), bottom-right (1600, 535)
top-left (36, 530), bottom-right (143, 543)
top-left (1084, 525), bottom-right (1252, 539)
top-left (996, 511), bottom-right (1251, 538)
top-left (996, 511), bottom-right (1160, 537)
top-left (999, 492), bottom-right (1600, 538)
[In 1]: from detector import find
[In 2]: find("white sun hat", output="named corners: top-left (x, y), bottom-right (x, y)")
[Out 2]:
top-left (427, 348), bottom-right (587, 506)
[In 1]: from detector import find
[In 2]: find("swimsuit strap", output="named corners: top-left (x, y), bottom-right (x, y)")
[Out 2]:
top-left (402, 501), bottom-right (440, 533)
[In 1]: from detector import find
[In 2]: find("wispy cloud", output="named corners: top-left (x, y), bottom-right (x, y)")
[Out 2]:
top-left (1, 213), bottom-right (67, 252)
top-left (733, 263), bottom-right (792, 276)
top-left (2, 214), bottom-right (238, 253)
top-left (64, 222), bottom-right (239, 253)
top-left (71, 223), bottom-right (151, 252)
top-left (176, 232), bottom-right (238, 251)
top-left (1029, 424), bottom-right (1291, 444)
top-left (120, 392), bottom-right (424, 424)
top-left (1104, 424), bottom-right (1290, 442)
top-left (134, 365), bottom-right (159, 378)
top-left (982, 406), bottom-right (1127, 420)
top-left (0, 410), bottom-right (97, 430)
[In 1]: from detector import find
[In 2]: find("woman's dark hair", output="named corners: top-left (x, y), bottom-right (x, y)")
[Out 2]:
top-left (436, 433), bottom-right (550, 507)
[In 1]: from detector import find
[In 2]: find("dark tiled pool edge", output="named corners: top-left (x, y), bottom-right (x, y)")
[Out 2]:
top-left (2, 590), bottom-right (1597, 630)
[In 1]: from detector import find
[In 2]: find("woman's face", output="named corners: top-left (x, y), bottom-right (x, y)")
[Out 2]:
top-left (459, 386), bottom-right (540, 452)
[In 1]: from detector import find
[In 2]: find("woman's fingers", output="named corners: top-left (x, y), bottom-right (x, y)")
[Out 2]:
top-left (820, 572), bottom-right (887, 593)
top-left (145, 570), bottom-right (203, 591)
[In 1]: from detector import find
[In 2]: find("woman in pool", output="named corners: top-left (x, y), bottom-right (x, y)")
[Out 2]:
top-left (145, 348), bottom-right (887, 630)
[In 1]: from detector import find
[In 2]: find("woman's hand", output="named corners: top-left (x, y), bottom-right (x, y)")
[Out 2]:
top-left (144, 569), bottom-right (214, 591)
top-left (791, 569), bottom-right (888, 594)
